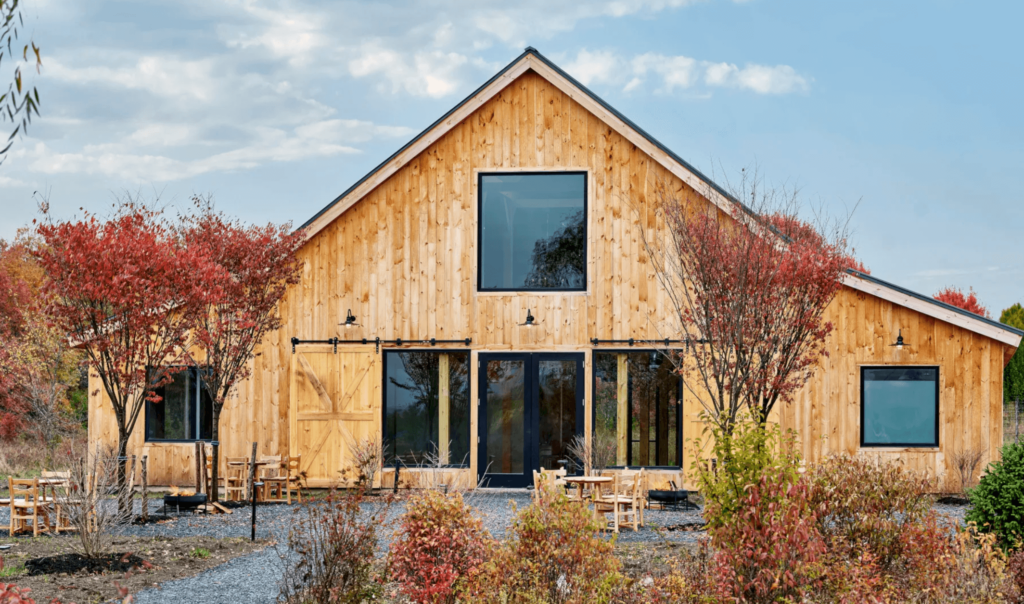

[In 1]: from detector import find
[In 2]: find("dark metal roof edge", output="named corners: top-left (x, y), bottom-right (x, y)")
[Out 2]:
top-left (525, 49), bottom-right (754, 216)
top-left (845, 269), bottom-right (1024, 338)
top-left (300, 47), bottom-right (754, 231)
top-left (299, 48), bottom-right (536, 230)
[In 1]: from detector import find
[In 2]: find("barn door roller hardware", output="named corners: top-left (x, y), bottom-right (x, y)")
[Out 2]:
top-left (590, 338), bottom-right (695, 346)
top-left (291, 336), bottom-right (472, 354)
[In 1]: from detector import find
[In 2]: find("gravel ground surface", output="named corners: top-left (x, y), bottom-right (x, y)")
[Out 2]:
top-left (0, 494), bottom-right (973, 604)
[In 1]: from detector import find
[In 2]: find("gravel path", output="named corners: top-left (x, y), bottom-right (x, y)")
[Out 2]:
top-left (0, 494), bottom-right (973, 603)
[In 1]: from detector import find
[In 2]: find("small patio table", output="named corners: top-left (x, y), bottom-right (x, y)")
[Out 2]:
top-left (563, 475), bottom-right (613, 502)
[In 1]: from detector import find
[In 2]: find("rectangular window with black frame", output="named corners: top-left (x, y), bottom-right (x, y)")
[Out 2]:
top-left (478, 172), bottom-right (587, 291)
top-left (145, 367), bottom-right (213, 442)
top-left (861, 366), bottom-right (939, 447)
top-left (384, 351), bottom-right (471, 467)
top-left (593, 351), bottom-right (682, 468)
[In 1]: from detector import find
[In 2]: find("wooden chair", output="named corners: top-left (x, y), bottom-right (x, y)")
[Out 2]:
top-left (204, 446), bottom-right (222, 498)
top-left (258, 455), bottom-right (284, 502)
top-left (282, 455), bottom-right (303, 504)
top-left (41, 471), bottom-right (74, 534)
top-left (9, 478), bottom-right (51, 537)
top-left (616, 468), bottom-right (648, 527)
top-left (224, 457), bottom-right (249, 502)
top-left (593, 469), bottom-right (644, 533)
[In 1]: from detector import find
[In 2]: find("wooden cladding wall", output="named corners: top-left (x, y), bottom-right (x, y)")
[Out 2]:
top-left (778, 286), bottom-right (1008, 492)
top-left (87, 69), bottom-right (1012, 491)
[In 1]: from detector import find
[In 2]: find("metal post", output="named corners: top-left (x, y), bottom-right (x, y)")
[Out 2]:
top-left (251, 481), bottom-right (263, 542)
top-left (211, 441), bottom-right (220, 503)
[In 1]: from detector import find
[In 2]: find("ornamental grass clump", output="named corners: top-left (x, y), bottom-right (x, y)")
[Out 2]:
top-left (463, 488), bottom-right (623, 604)
top-left (389, 490), bottom-right (492, 604)
top-left (968, 442), bottom-right (1024, 551)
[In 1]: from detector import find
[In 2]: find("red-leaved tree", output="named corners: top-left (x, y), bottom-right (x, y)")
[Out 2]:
top-left (639, 172), bottom-right (852, 433)
top-left (934, 286), bottom-right (990, 318)
top-left (178, 197), bottom-right (303, 502)
top-left (0, 238), bottom-right (34, 438)
top-left (35, 200), bottom-right (215, 512)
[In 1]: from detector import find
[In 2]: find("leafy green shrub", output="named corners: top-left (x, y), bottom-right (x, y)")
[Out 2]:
top-left (463, 492), bottom-right (623, 604)
top-left (694, 414), bottom-right (801, 530)
top-left (389, 490), bottom-right (492, 604)
top-left (968, 442), bottom-right (1024, 550)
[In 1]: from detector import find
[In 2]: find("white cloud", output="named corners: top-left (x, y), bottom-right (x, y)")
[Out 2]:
top-left (567, 49), bottom-right (810, 96)
top-left (704, 62), bottom-right (810, 94)
top-left (47, 56), bottom-right (221, 102)
top-left (0, 176), bottom-right (27, 188)
top-left (349, 45), bottom-right (469, 98)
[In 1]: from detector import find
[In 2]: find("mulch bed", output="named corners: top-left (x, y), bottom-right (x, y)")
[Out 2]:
top-left (936, 495), bottom-right (971, 506)
top-left (0, 535), bottom-right (267, 604)
top-left (26, 552), bottom-right (148, 575)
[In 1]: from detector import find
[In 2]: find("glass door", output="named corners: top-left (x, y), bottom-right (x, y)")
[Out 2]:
top-left (478, 353), bottom-right (584, 488)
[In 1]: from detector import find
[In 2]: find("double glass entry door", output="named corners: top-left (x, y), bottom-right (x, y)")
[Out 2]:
top-left (478, 353), bottom-right (585, 488)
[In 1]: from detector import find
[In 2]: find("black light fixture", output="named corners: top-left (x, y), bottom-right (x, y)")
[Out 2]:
top-left (341, 309), bottom-right (359, 329)
top-left (890, 329), bottom-right (907, 351)
top-left (520, 309), bottom-right (536, 327)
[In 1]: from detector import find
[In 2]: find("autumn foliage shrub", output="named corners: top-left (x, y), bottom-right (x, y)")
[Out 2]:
top-left (968, 442), bottom-right (1024, 550)
top-left (709, 464), bottom-right (826, 603)
top-left (808, 455), bottom-right (933, 570)
top-left (389, 490), bottom-right (491, 604)
top-left (279, 487), bottom-right (390, 604)
top-left (463, 491), bottom-right (623, 604)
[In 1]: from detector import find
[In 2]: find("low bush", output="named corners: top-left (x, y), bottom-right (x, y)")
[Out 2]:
top-left (694, 415), bottom-right (801, 531)
top-left (710, 464), bottom-right (826, 604)
top-left (463, 491), bottom-right (623, 604)
top-left (968, 442), bottom-right (1024, 550)
top-left (808, 455), bottom-right (932, 571)
top-left (389, 490), bottom-right (492, 604)
top-left (279, 486), bottom-right (391, 604)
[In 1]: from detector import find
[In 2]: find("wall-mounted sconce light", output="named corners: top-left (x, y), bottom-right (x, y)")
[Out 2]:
top-left (340, 309), bottom-right (359, 329)
top-left (519, 309), bottom-right (536, 328)
top-left (889, 329), bottom-right (907, 351)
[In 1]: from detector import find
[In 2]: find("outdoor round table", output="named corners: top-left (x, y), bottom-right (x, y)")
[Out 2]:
top-left (563, 475), bottom-right (613, 501)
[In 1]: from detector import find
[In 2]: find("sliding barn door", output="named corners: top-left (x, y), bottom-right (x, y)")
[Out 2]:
top-left (289, 344), bottom-right (381, 488)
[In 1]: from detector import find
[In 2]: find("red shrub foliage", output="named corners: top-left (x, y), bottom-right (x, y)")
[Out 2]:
top-left (709, 467), bottom-right (826, 603)
top-left (934, 286), bottom-right (990, 318)
top-left (389, 490), bottom-right (492, 604)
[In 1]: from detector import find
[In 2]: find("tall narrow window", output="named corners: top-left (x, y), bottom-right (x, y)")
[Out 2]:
top-left (861, 366), bottom-right (939, 447)
top-left (594, 351), bottom-right (682, 467)
top-left (145, 367), bottom-right (213, 441)
top-left (479, 172), bottom-right (587, 291)
top-left (384, 351), bottom-right (471, 466)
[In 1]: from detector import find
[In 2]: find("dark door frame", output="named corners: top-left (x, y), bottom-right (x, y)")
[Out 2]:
top-left (478, 352), bottom-right (585, 488)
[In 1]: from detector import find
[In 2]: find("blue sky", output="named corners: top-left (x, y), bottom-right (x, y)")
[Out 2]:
top-left (1, 0), bottom-right (1021, 314)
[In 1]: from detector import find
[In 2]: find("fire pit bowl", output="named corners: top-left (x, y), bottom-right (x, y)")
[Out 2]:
top-left (162, 493), bottom-right (207, 513)
top-left (648, 489), bottom-right (699, 511)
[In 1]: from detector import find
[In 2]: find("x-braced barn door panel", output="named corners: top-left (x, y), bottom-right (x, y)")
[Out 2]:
top-left (289, 344), bottom-right (381, 488)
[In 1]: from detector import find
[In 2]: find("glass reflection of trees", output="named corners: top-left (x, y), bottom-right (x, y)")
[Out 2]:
top-left (525, 209), bottom-right (585, 288)
top-left (384, 352), bottom-right (470, 467)
top-left (593, 352), bottom-right (682, 468)
top-left (537, 360), bottom-right (578, 470)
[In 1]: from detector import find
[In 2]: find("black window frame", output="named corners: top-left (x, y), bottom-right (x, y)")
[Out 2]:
top-left (381, 348), bottom-right (472, 468)
top-left (476, 170), bottom-right (588, 293)
top-left (144, 366), bottom-right (213, 443)
top-left (859, 365), bottom-right (940, 448)
top-left (591, 349), bottom-right (685, 470)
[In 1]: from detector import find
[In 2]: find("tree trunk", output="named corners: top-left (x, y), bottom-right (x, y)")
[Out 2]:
top-left (116, 431), bottom-right (131, 517)
top-left (210, 407), bottom-right (222, 503)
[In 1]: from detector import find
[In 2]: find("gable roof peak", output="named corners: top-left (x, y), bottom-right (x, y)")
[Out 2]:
top-left (299, 46), bottom-right (746, 238)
